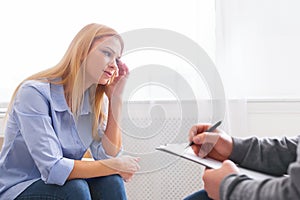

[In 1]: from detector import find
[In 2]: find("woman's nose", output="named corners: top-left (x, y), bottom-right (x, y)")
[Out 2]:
top-left (108, 59), bottom-right (117, 69)
top-left (108, 59), bottom-right (119, 75)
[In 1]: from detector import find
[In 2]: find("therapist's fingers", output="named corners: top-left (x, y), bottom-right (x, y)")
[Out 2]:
top-left (193, 131), bottom-right (233, 160)
top-left (191, 132), bottom-right (221, 158)
top-left (203, 160), bottom-right (239, 200)
top-left (188, 124), bottom-right (212, 142)
top-left (192, 132), bottom-right (220, 145)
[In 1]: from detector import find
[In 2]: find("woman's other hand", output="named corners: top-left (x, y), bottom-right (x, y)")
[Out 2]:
top-left (114, 155), bottom-right (140, 182)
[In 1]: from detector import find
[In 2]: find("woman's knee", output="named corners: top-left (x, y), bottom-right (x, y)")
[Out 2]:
top-left (88, 175), bottom-right (127, 199)
top-left (89, 174), bottom-right (124, 188)
top-left (102, 174), bottom-right (124, 187)
top-left (64, 179), bottom-right (91, 199)
top-left (16, 179), bottom-right (92, 200)
top-left (183, 190), bottom-right (212, 200)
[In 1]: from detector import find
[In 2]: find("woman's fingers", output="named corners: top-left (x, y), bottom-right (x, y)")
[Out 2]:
top-left (116, 59), bottom-right (129, 76)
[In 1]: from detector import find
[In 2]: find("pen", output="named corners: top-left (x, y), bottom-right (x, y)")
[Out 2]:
top-left (187, 120), bottom-right (222, 148)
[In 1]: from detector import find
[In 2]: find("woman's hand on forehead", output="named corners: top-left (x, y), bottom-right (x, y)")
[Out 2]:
top-left (116, 59), bottom-right (128, 76)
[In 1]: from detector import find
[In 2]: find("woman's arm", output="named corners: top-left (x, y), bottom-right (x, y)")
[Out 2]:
top-left (68, 159), bottom-right (117, 179)
top-left (101, 99), bottom-right (122, 157)
top-left (102, 60), bottom-right (129, 156)
top-left (68, 156), bottom-right (140, 181)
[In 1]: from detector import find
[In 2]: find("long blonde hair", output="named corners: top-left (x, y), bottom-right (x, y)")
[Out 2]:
top-left (7, 23), bottom-right (124, 140)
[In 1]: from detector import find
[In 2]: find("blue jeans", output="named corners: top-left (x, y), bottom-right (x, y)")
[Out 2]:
top-left (183, 190), bottom-right (212, 200)
top-left (16, 175), bottom-right (127, 200)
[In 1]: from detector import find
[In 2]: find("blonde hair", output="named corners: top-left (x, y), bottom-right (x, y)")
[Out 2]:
top-left (7, 23), bottom-right (124, 140)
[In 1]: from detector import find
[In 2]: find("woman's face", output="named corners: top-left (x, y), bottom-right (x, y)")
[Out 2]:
top-left (85, 36), bottom-right (122, 86)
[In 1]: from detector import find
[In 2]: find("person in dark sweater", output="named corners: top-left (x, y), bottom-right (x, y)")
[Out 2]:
top-left (184, 123), bottom-right (299, 200)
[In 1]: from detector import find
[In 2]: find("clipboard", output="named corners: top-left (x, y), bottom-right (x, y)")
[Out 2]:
top-left (156, 143), bottom-right (277, 180)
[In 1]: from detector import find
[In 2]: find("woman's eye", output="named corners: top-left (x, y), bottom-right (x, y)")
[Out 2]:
top-left (102, 50), bottom-right (112, 57)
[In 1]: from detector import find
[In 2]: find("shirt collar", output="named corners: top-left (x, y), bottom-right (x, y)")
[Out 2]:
top-left (50, 82), bottom-right (92, 115)
top-left (50, 82), bottom-right (69, 112)
top-left (80, 90), bottom-right (92, 115)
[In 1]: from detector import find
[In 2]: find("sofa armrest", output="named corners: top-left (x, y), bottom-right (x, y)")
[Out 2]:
top-left (0, 136), bottom-right (3, 151)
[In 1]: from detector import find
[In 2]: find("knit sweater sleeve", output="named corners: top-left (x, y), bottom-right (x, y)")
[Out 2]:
top-left (220, 136), bottom-right (300, 200)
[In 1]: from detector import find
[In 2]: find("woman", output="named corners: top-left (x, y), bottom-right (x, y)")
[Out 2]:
top-left (0, 23), bottom-right (140, 200)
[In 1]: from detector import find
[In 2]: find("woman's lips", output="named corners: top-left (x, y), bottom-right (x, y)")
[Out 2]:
top-left (104, 70), bottom-right (113, 78)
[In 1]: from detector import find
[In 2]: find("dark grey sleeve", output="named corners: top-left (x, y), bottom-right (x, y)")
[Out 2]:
top-left (219, 136), bottom-right (300, 200)
top-left (229, 136), bottom-right (298, 175)
top-left (220, 162), bottom-right (300, 200)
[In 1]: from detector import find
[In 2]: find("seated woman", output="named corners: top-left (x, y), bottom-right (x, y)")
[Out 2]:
top-left (0, 23), bottom-right (140, 200)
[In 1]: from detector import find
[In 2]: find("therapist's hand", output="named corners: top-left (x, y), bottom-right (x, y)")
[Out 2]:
top-left (188, 123), bottom-right (233, 161)
top-left (203, 160), bottom-right (239, 200)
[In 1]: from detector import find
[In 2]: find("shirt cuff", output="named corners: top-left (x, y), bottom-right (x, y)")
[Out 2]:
top-left (97, 144), bottom-right (123, 159)
top-left (46, 158), bottom-right (74, 185)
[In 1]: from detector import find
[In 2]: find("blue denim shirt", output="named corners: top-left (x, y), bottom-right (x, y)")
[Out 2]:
top-left (0, 80), bottom-right (113, 200)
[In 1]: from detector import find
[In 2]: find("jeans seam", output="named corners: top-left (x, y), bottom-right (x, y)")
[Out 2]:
top-left (17, 194), bottom-right (64, 200)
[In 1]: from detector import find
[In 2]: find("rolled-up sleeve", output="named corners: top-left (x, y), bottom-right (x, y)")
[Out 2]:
top-left (90, 122), bottom-right (123, 160)
top-left (13, 84), bottom-right (74, 185)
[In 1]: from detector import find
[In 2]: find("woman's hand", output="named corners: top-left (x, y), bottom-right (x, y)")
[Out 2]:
top-left (188, 123), bottom-right (233, 161)
top-left (203, 160), bottom-right (239, 200)
top-left (114, 155), bottom-right (140, 182)
top-left (105, 59), bottom-right (129, 101)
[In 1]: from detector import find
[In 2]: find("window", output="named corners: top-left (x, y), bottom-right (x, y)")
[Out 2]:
top-left (0, 0), bottom-right (216, 103)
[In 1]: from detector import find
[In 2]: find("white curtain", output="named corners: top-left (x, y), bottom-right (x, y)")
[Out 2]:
top-left (216, 0), bottom-right (300, 99)
top-left (216, 0), bottom-right (300, 137)
top-left (215, 0), bottom-right (248, 136)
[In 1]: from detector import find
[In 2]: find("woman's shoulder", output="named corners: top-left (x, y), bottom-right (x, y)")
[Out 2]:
top-left (21, 79), bottom-right (50, 87)
top-left (19, 79), bottom-right (51, 97)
